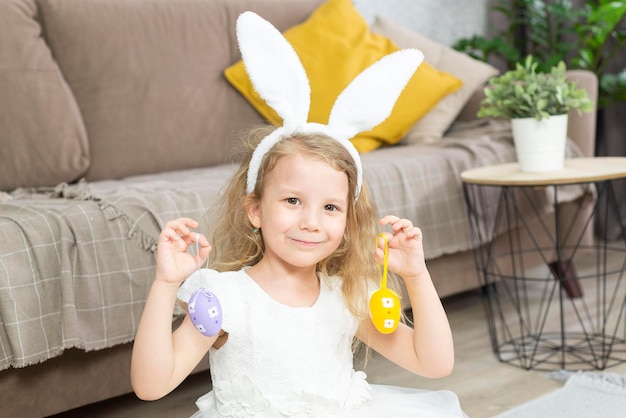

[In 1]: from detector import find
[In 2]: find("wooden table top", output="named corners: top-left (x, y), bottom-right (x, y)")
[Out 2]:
top-left (460, 157), bottom-right (626, 186)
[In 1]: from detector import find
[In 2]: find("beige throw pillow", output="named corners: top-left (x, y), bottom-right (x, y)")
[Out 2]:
top-left (0, 0), bottom-right (89, 191)
top-left (371, 16), bottom-right (499, 144)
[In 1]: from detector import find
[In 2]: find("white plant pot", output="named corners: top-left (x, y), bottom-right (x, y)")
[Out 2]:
top-left (511, 114), bottom-right (568, 173)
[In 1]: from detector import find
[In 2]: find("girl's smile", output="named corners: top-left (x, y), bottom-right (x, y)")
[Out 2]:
top-left (290, 237), bottom-right (322, 247)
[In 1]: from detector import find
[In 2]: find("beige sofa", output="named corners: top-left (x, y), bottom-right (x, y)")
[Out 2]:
top-left (0, 0), bottom-right (597, 416)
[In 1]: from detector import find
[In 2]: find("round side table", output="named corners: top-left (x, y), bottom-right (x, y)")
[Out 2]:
top-left (461, 157), bottom-right (626, 371)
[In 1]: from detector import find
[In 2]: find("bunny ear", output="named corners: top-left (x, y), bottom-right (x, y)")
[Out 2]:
top-left (238, 12), bottom-right (422, 201)
top-left (236, 12), bottom-right (310, 128)
top-left (327, 49), bottom-right (424, 140)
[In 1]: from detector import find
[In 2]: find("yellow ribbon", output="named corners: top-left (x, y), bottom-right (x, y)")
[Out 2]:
top-left (376, 233), bottom-right (389, 290)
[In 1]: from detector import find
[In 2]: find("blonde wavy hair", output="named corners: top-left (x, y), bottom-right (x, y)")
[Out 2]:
top-left (207, 125), bottom-right (381, 319)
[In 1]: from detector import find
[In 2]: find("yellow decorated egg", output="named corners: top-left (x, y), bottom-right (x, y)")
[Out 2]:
top-left (369, 287), bottom-right (401, 334)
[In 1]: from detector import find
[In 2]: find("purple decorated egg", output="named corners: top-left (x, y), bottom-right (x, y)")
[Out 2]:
top-left (187, 288), bottom-right (222, 337)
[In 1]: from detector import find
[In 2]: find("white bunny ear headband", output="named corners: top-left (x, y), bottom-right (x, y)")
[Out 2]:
top-left (237, 11), bottom-right (424, 200)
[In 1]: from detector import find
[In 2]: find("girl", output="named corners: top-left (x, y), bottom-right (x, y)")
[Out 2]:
top-left (131, 10), bottom-right (465, 417)
top-left (131, 129), bottom-right (465, 417)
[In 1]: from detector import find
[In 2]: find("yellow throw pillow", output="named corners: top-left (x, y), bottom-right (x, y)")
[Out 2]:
top-left (224, 0), bottom-right (462, 152)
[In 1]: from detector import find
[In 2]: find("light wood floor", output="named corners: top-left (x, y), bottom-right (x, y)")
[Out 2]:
top-left (54, 243), bottom-right (626, 418)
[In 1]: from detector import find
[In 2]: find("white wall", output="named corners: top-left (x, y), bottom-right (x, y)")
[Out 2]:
top-left (353, 0), bottom-right (489, 47)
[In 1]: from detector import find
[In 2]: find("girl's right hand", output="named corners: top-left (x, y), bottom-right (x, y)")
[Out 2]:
top-left (155, 218), bottom-right (211, 285)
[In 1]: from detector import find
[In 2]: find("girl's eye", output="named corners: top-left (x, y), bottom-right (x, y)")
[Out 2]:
top-left (325, 204), bottom-right (339, 212)
top-left (286, 197), bottom-right (300, 205)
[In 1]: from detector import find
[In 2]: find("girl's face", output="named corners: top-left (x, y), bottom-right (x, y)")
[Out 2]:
top-left (248, 152), bottom-right (349, 271)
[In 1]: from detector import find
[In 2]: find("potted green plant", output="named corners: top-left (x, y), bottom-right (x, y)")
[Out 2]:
top-left (453, 0), bottom-right (626, 108)
top-left (478, 56), bottom-right (593, 172)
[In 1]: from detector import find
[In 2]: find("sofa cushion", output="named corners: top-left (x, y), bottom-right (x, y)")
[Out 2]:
top-left (224, 0), bottom-right (462, 153)
top-left (0, 163), bottom-right (237, 370)
top-left (0, 0), bottom-right (89, 191)
top-left (38, 0), bottom-right (324, 181)
top-left (371, 16), bottom-right (500, 144)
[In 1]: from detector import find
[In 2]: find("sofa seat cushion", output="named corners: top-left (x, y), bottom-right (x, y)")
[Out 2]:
top-left (0, 164), bottom-right (236, 369)
top-left (0, 0), bottom-right (88, 191)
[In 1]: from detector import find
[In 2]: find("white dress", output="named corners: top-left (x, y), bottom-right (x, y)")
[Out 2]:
top-left (178, 268), bottom-right (466, 418)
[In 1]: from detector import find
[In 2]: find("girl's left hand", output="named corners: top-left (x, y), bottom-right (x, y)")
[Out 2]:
top-left (376, 215), bottom-right (427, 280)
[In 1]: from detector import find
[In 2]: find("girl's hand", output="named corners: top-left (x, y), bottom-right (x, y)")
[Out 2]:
top-left (377, 215), bottom-right (427, 281)
top-left (155, 218), bottom-right (211, 285)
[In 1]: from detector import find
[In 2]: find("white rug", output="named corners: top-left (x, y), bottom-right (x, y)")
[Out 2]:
top-left (494, 371), bottom-right (626, 418)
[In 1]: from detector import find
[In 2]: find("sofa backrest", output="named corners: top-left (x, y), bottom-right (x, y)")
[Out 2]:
top-left (38, 0), bottom-right (325, 182)
top-left (0, 0), bottom-right (324, 191)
